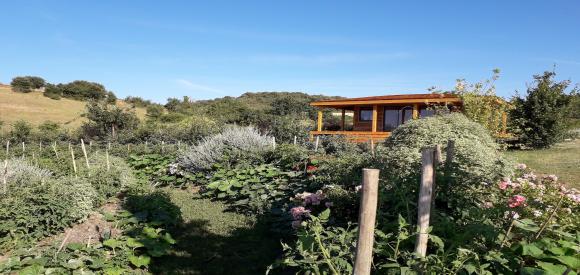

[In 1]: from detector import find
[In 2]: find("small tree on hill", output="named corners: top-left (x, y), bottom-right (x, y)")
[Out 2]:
top-left (510, 71), bottom-right (573, 148)
top-left (26, 76), bottom-right (46, 89)
top-left (11, 77), bottom-right (34, 93)
top-left (82, 101), bottom-right (139, 139)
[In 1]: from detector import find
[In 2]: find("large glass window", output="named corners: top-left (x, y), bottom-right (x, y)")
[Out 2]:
top-left (359, 108), bottom-right (373, 121)
top-left (419, 107), bottom-right (435, 118)
top-left (383, 106), bottom-right (413, 131)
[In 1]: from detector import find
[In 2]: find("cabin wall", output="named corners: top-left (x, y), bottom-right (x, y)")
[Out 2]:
top-left (353, 106), bottom-right (384, 132)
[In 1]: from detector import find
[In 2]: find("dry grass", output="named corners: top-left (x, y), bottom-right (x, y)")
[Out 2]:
top-left (505, 139), bottom-right (580, 189)
top-left (0, 86), bottom-right (146, 132)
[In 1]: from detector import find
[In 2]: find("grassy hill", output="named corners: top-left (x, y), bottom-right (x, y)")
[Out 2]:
top-left (0, 85), bottom-right (146, 132)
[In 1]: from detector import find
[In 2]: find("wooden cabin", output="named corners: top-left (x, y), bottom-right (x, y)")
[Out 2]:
top-left (310, 93), bottom-right (465, 142)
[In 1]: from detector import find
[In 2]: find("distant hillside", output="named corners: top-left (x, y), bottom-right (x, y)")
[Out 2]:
top-left (0, 86), bottom-right (146, 132)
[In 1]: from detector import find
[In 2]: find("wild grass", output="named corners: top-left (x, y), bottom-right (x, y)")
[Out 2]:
top-left (0, 86), bottom-right (146, 132)
top-left (504, 139), bottom-right (580, 188)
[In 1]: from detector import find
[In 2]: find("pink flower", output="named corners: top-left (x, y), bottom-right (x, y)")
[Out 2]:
top-left (508, 195), bottom-right (527, 208)
top-left (290, 206), bottom-right (310, 220)
top-left (516, 163), bottom-right (527, 170)
top-left (498, 180), bottom-right (509, 190)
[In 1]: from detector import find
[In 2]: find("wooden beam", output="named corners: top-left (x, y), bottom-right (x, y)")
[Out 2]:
top-left (317, 110), bottom-right (323, 132)
top-left (310, 97), bottom-right (462, 107)
top-left (415, 148), bottom-right (435, 257)
top-left (413, 104), bottom-right (419, 119)
top-left (371, 105), bottom-right (378, 132)
top-left (341, 109), bottom-right (346, 130)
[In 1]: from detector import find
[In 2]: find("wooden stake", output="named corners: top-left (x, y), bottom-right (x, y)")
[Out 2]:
top-left (5, 140), bottom-right (9, 156)
top-left (53, 141), bottom-right (59, 158)
top-left (107, 142), bottom-right (111, 151)
top-left (272, 137), bottom-right (276, 150)
top-left (415, 148), bottom-right (436, 257)
top-left (22, 142), bottom-right (25, 154)
top-left (177, 140), bottom-right (181, 150)
top-left (370, 138), bottom-right (375, 156)
top-left (105, 149), bottom-right (110, 172)
top-left (39, 141), bottom-right (42, 152)
top-left (2, 160), bottom-right (7, 194)
top-left (353, 168), bottom-right (380, 275)
top-left (80, 139), bottom-right (90, 174)
top-left (70, 146), bottom-right (78, 178)
top-left (314, 136), bottom-right (320, 152)
top-left (293, 135), bottom-right (297, 145)
top-left (127, 143), bottom-right (131, 153)
top-left (161, 141), bottom-right (165, 153)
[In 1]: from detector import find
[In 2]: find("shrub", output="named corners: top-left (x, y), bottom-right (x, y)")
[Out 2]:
top-left (10, 77), bottom-right (34, 93)
top-left (37, 121), bottom-right (61, 142)
top-left (43, 83), bottom-right (62, 100)
top-left (178, 126), bottom-right (273, 172)
top-left (82, 153), bottom-right (138, 203)
top-left (266, 143), bottom-right (310, 170)
top-left (510, 71), bottom-right (574, 148)
top-left (377, 113), bottom-right (512, 187)
top-left (10, 120), bottom-right (33, 142)
top-left (268, 115), bottom-right (313, 144)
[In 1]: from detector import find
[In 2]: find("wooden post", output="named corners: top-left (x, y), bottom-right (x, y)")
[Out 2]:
top-left (353, 168), bottom-right (380, 275)
top-left (127, 143), bottom-right (131, 153)
top-left (370, 138), bottom-right (375, 156)
top-left (39, 141), bottom-right (42, 152)
top-left (53, 141), bottom-right (59, 158)
top-left (107, 142), bottom-right (111, 151)
top-left (371, 105), bottom-right (378, 133)
top-left (412, 104), bottom-right (419, 119)
top-left (317, 110), bottom-right (323, 132)
top-left (272, 137), bottom-right (276, 150)
top-left (314, 136), bottom-right (320, 152)
top-left (80, 139), bottom-right (90, 174)
top-left (293, 135), bottom-right (297, 146)
top-left (3, 159), bottom-right (8, 194)
top-left (5, 140), bottom-right (9, 156)
top-left (70, 146), bottom-right (78, 178)
top-left (22, 142), bottom-right (25, 154)
top-left (415, 148), bottom-right (436, 257)
top-left (341, 109), bottom-right (346, 130)
top-left (105, 149), bottom-right (110, 172)
top-left (161, 141), bottom-right (165, 153)
top-left (177, 140), bottom-right (181, 150)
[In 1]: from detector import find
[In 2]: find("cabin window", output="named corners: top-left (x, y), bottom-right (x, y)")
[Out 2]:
top-left (359, 108), bottom-right (373, 122)
top-left (383, 106), bottom-right (413, 131)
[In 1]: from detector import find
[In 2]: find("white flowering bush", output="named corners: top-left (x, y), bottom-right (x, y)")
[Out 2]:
top-left (377, 113), bottom-right (513, 186)
top-left (0, 158), bottom-right (51, 186)
top-left (178, 125), bottom-right (273, 172)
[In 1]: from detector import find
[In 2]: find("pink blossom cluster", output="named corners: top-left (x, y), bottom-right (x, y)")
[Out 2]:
top-left (508, 195), bottom-right (527, 208)
top-left (290, 206), bottom-right (311, 228)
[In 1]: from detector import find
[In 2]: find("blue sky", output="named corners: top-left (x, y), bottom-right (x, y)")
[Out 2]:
top-left (1, 1), bottom-right (578, 103)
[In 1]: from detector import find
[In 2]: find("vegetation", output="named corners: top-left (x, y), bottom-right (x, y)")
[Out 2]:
top-left (510, 71), bottom-right (576, 148)
top-left (10, 76), bottom-right (45, 93)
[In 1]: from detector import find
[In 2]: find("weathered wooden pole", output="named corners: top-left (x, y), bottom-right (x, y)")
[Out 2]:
top-left (39, 141), bottom-right (42, 152)
top-left (52, 141), bottom-right (59, 158)
top-left (370, 138), bottom-right (375, 156)
top-left (314, 136), bottom-right (320, 152)
top-left (2, 160), bottom-right (7, 194)
top-left (161, 141), bottom-right (165, 153)
top-left (272, 137), bottom-right (276, 150)
top-left (414, 147), bottom-right (436, 257)
top-left (70, 146), bottom-right (78, 178)
top-left (293, 135), bottom-right (297, 146)
top-left (80, 139), bottom-right (90, 174)
top-left (5, 140), bottom-right (9, 156)
top-left (353, 168), bottom-right (380, 275)
top-left (22, 142), bottom-right (25, 155)
top-left (105, 149), bottom-right (110, 172)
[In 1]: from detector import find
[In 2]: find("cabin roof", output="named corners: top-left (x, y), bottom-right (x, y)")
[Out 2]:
top-left (310, 93), bottom-right (462, 107)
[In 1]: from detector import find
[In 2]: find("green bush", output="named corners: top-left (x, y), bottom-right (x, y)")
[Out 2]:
top-left (10, 120), bottom-right (33, 142)
top-left (82, 153), bottom-right (138, 203)
top-left (10, 77), bottom-right (34, 93)
top-left (43, 83), bottom-right (62, 100)
top-left (510, 71), bottom-right (575, 148)
top-left (377, 113), bottom-right (512, 186)
top-left (266, 143), bottom-right (310, 170)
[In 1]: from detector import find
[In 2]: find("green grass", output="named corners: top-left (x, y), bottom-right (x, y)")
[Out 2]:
top-left (504, 139), bottom-right (580, 189)
top-left (151, 188), bottom-right (284, 275)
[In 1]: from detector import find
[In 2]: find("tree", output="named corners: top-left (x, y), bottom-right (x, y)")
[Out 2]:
top-left (60, 80), bottom-right (110, 101)
top-left (43, 83), bottom-right (62, 100)
top-left (146, 104), bottom-right (165, 120)
top-left (26, 76), bottom-right (46, 89)
top-left (510, 71), bottom-right (573, 148)
top-left (10, 120), bottom-right (33, 142)
top-left (82, 101), bottom-right (140, 139)
top-left (11, 77), bottom-right (34, 93)
top-left (106, 91), bottom-right (117, 104)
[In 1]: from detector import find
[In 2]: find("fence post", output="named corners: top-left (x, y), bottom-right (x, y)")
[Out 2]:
top-left (105, 149), bottom-right (110, 172)
top-left (370, 138), bottom-right (375, 156)
top-left (80, 139), bottom-right (90, 174)
top-left (22, 142), bottom-right (25, 156)
top-left (2, 160), bottom-right (7, 194)
top-left (414, 147), bottom-right (435, 257)
top-left (314, 136), bottom-right (320, 152)
top-left (293, 135), bottom-right (297, 145)
top-left (70, 146), bottom-right (78, 178)
top-left (272, 137), bottom-right (276, 150)
top-left (5, 140), bottom-right (9, 156)
top-left (53, 141), bottom-right (59, 158)
top-left (353, 168), bottom-right (380, 275)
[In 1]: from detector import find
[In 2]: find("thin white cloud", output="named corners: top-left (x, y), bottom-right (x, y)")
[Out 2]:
top-left (248, 52), bottom-right (412, 65)
top-left (175, 79), bottom-right (225, 95)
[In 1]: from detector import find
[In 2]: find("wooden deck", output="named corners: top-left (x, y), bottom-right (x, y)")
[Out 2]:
top-left (310, 131), bottom-right (391, 142)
